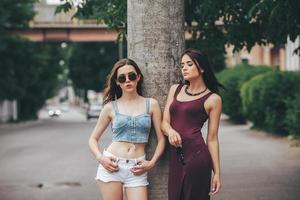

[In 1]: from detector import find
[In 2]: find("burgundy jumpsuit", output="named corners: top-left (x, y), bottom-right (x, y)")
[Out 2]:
top-left (168, 84), bottom-right (213, 200)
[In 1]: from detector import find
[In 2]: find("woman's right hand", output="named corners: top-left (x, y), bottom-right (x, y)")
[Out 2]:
top-left (168, 130), bottom-right (182, 147)
top-left (97, 155), bottom-right (119, 173)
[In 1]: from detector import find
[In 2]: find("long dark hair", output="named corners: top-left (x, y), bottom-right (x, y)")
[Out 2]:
top-left (102, 58), bottom-right (144, 105)
top-left (181, 48), bottom-right (224, 93)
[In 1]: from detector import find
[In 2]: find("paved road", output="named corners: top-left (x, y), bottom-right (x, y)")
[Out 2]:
top-left (214, 118), bottom-right (300, 200)
top-left (0, 107), bottom-right (109, 200)
top-left (0, 108), bottom-right (300, 200)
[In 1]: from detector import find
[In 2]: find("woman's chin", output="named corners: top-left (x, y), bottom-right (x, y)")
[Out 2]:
top-left (123, 88), bottom-right (135, 93)
top-left (183, 77), bottom-right (191, 81)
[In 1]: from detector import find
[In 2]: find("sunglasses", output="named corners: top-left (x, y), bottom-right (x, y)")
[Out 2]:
top-left (117, 71), bottom-right (138, 83)
top-left (176, 147), bottom-right (186, 165)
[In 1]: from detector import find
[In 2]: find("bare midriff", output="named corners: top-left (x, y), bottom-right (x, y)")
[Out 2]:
top-left (106, 141), bottom-right (146, 159)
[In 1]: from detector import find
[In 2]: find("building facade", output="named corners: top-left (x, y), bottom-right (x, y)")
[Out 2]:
top-left (225, 37), bottom-right (300, 71)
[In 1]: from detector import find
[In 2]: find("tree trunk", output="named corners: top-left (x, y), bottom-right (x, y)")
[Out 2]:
top-left (128, 1), bottom-right (184, 199)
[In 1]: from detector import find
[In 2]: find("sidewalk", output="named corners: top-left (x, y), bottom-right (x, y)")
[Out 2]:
top-left (214, 115), bottom-right (300, 200)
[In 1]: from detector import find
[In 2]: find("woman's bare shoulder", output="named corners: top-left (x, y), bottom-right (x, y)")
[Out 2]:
top-left (148, 97), bottom-right (159, 107)
top-left (170, 84), bottom-right (180, 90)
top-left (206, 93), bottom-right (222, 107)
top-left (102, 101), bottom-right (114, 117)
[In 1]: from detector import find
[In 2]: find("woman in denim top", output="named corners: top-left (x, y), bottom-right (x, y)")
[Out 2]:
top-left (89, 58), bottom-right (165, 200)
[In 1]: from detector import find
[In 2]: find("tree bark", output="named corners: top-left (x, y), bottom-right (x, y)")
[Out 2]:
top-left (128, 1), bottom-right (184, 199)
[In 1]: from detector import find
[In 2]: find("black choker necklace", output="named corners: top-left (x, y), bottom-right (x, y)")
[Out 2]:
top-left (185, 85), bottom-right (207, 96)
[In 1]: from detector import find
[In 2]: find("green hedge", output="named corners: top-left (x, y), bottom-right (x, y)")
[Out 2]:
top-left (241, 71), bottom-right (300, 135)
top-left (240, 74), bottom-right (265, 128)
top-left (217, 64), bottom-right (272, 123)
top-left (285, 92), bottom-right (300, 136)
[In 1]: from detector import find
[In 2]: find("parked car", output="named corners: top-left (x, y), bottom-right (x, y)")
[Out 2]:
top-left (86, 103), bottom-right (102, 120)
top-left (60, 101), bottom-right (70, 112)
top-left (47, 106), bottom-right (62, 117)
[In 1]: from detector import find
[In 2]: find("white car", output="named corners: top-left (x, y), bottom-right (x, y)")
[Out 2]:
top-left (47, 106), bottom-right (62, 117)
top-left (86, 103), bottom-right (102, 120)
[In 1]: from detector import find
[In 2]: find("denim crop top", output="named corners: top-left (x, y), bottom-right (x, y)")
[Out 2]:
top-left (111, 98), bottom-right (151, 143)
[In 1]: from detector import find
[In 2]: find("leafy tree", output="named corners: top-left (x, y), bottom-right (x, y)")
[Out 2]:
top-left (0, 0), bottom-right (37, 101)
top-left (57, 0), bottom-right (126, 39)
top-left (0, 0), bottom-right (36, 34)
top-left (185, 0), bottom-right (300, 54)
top-left (17, 43), bottom-right (63, 120)
top-left (0, 0), bottom-right (64, 120)
top-left (58, 0), bottom-right (300, 61)
top-left (0, 38), bottom-right (64, 120)
top-left (68, 42), bottom-right (119, 100)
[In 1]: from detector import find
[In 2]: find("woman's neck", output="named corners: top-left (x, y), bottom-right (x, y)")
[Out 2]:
top-left (119, 91), bottom-right (140, 101)
top-left (188, 77), bottom-right (206, 92)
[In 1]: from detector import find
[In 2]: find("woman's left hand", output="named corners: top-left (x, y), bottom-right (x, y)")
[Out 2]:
top-left (131, 160), bottom-right (154, 176)
top-left (209, 174), bottom-right (221, 196)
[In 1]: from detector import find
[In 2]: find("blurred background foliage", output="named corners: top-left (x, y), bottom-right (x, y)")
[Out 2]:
top-left (0, 0), bottom-right (64, 120)
top-left (185, 0), bottom-right (300, 54)
top-left (56, 0), bottom-right (300, 136)
top-left (68, 42), bottom-right (119, 101)
top-left (240, 70), bottom-right (300, 136)
top-left (217, 66), bottom-right (300, 137)
top-left (0, 0), bottom-right (36, 34)
top-left (58, 0), bottom-right (300, 73)
top-left (217, 64), bottom-right (272, 123)
top-left (1, 0), bottom-right (300, 132)
top-left (0, 0), bottom-right (121, 120)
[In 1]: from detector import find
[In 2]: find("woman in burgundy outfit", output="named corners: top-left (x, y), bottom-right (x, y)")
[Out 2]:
top-left (162, 49), bottom-right (223, 200)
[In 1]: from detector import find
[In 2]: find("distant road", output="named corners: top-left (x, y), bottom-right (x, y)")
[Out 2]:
top-left (0, 107), bottom-right (110, 200)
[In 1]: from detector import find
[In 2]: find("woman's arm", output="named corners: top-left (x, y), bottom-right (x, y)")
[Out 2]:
top-left (88, 103), bottom-right (119, 172)
top-left (88, 103), bottom-right (111, 158)
top-left (205, 94), bottom-right (222, 195)
top-left (148, 98), bottom-right (166, 166)
top-left (161, 84), bottom-right (182, 147)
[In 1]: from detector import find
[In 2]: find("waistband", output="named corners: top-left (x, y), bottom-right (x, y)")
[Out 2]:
top-left (103, 150), bottom-right (146, 164)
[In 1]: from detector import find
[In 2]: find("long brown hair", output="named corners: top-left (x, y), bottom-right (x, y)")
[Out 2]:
top-left (102, 58), bottom-right (144, 105)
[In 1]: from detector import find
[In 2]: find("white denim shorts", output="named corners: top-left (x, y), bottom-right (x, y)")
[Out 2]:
top-left (95, 150), bottom-right (149, 187)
